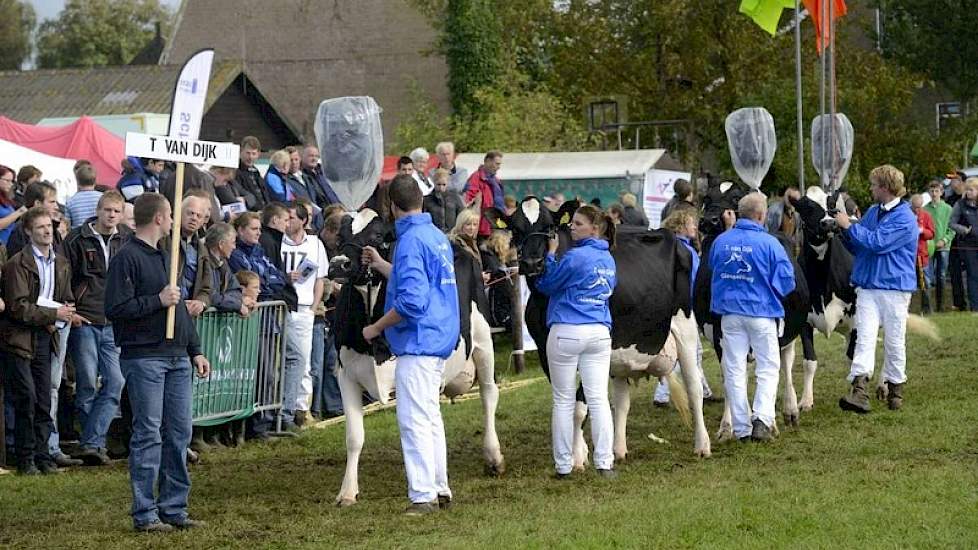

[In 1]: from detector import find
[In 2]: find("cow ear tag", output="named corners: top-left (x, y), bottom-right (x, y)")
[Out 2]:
top-left (560, 212), bottom-right (570, 225)
top-left (495, 218), bottom-right (508, 229)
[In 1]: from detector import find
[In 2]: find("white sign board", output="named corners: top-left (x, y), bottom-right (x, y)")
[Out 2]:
top-left (125, 132), bottom-right (239, 168)
top-left (643, 169), bottom-right (691, 229)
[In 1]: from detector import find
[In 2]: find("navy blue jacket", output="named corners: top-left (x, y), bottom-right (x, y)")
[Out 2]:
top-left (104, 237), bottom-right (202, 359)
top-left (709, 219), bottom-right (795, 318)
top-left (842, 200), bottom-right (918, 291)
top-left (228, 239), bottom-right (287, 301)
top-left (383, 213), bottom-right (461, 358)
top-left (536, 237), bottom-right (617, 329)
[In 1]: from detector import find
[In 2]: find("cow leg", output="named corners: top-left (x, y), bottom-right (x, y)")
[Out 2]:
top-left (336, 367), bottom-right (366, 507)
top-left (781, 340), bottom-right (799, 427)
top-left (611, 377), bottom-right (630, 463)
top-left (717, 401), bottom-right (734, 442)
top-left (571, 401), bottom-right (589, 472)
top-left (674, 312), bottom-right (710, 458)
top-left (799, 324), bottom-right (818, 411)
top-left (471, 312), bottom-right (505, 476)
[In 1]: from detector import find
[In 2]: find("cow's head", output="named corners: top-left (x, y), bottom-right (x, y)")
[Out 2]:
top-left (328, 208), bottom-right (393, 285)
top-left (511, 196), bottom-right (579, 277)
top-left (699, 179), bottom-right (749, 242)
top-left (792, 186), bottom-right (851, 248)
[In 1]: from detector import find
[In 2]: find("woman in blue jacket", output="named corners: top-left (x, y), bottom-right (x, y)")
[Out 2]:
top-left (536, 204), bottom-right (618, 479)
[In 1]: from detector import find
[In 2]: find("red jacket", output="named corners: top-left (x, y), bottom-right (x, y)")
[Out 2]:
top-left (464, 166), bottom-right (499, 237)
top-left (915, 208), bottom-right (935, 267)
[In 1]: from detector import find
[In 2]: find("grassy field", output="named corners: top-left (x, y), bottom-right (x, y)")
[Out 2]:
top-left (2, 314), bottom-right (978, 549)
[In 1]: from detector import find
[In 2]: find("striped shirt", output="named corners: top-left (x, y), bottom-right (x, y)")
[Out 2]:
top-left (66, 190), bottom-right (103, 229)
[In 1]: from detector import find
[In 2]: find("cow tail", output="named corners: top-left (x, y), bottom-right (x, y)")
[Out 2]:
top-left (667, 369), bottom-right (691, 429)
top-left (906, 314), bottom-right (940, 342)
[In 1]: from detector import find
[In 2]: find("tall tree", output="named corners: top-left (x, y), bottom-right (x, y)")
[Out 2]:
top-left (877, 0), bottom-right (978, 104)
top-left (0, 0), bottom-right (36, 70)
top-left (36, 0), bottom-right (171, 69)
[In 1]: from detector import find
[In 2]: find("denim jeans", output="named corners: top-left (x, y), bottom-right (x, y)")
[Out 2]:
top-left (282, 310), bottom-right (314, 423)
top-left (70, 325), bottom-right (124, 450)
top-left (121, 356), bottom-right (193, 527)
top-left (47, 324), bottom-right (70, 457)
top-left (310, 319), bottom-right (343, 416)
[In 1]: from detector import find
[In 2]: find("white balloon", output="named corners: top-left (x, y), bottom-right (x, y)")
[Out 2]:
top-left (314, 97), bottom-right (384, 210)
top-left (725, 107), bottom-right (777, 191)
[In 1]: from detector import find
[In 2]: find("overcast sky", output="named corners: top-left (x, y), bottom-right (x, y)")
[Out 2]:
top-left (28, 0), bottom-right (181, 23)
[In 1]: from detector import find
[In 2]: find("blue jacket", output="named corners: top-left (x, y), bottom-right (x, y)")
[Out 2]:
top-left (536, 237), bottom-right (617, 329)
top-left (228, 239), bottom-right (287, 301)
top-left (709, 219), bottom-right (795, 318)
top-left (264, 165), bottom-right (292, 203)
top-left (678, 235), bottom-right (699, 303)
top-left (116, 156), bottom-right (160, 202)
top-left (384, 213), bottom-right (461, 358)
top-left (842, 200), bottom-right (919, 291)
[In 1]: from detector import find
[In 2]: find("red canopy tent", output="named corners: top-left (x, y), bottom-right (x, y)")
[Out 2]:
top-left (0, 116), bottom-right (124, 187)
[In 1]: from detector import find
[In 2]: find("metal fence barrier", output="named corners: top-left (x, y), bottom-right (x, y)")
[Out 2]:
top-left (192, 301), bottom-right (288, 426)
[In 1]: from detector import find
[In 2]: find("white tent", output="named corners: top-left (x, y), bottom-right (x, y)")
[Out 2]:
top-left (0, 138), bottom-right (78, 203)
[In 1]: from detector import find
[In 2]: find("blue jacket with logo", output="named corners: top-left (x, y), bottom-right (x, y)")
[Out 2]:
top-left (536, 237), bottom-right (617, 329)
top-left (384, 213), bottom-right (461, 358)
top-left (842, 200), bottom-right (919, 291)
top-left (709, 219), bottom-right (795, 318)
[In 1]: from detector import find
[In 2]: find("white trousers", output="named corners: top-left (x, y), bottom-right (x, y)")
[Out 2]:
top-left (720, 315), bottom-right (780, 438)
top-left (849, 288), bottom-right (911, 384)
top-left (395, 355), bottom-right (450, 503)
top-left (284, 310), bottom-right (315, 413)
top-left (547, 323), bottom-right (613, 473)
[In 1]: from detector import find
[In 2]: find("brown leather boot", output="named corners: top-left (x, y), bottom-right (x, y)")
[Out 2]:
top-left (886, 381), bottom-right (904, 410)
top-left (839, 375), bottom-right (871, 414)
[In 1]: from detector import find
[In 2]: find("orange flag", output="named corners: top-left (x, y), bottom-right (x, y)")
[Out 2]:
top-left (803, 0), bottom-right (847, 52)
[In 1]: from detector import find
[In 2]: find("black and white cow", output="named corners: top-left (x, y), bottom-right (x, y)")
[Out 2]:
top-left (328, 208), bottom-right (504, 507)
top-left (512, 198), bottom-right (711, 464)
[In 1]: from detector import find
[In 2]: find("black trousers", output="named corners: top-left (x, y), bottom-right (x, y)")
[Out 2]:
top-left (949, 248), bottom-right (966, 310)
top-left (1, 331), bottom-right (53, 467)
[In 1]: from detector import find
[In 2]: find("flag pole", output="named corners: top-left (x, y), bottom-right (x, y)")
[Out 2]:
top-left (166, 162), bottom-right (185, 339)
top-left (795, 0), bottom-right (805, 193)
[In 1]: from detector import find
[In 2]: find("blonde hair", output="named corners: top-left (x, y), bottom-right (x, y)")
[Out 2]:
top-left (621, 192), bottom-right (638, 208)
top-left (269, 149), bottom-right (290, 170)
top-left (485, 229), bottom-right (516, 263)
top-left (964, 177), bottom-right (978, 193)
top-left (661, 208), bottom-right (698, 234)
top-left (432, 168), bottom-right (450, 184)
top-left (869, 164), bottom-right (907, 198)
top-left (450, 208), bottom-right (480, 240)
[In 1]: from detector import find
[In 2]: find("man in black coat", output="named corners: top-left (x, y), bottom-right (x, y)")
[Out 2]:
top-left (423, 169), bottom-right (464, 232)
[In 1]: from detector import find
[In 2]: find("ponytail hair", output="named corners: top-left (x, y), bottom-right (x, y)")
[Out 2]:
top-left (575, 204), bottom-right (617, 250)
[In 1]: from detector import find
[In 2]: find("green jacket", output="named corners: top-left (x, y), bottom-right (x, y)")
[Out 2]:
top-left (924, 200), bottom-right (954, 257)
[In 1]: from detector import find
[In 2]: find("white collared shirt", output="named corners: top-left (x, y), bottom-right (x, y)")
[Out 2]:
top-left (881, 197), bottom-right (901, 211)
top-left (31, 245), bottom-right (56, 301)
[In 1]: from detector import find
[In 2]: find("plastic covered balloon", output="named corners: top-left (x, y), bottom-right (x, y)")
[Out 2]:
top-left (811, 113), bottom-right (854, 193)
top-left (314, 96), bottom-right (384, 210)
top-left (725, 107), bottom-right (777, 191)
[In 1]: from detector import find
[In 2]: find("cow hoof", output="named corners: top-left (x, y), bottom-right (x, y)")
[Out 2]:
top-left (695, 447), bottom-right (712, 458)
top-left (783, 412), bottom-right (799, 427)
top-left (335, 496), bottom-right (358, 508)
top-left (571, 464), bottom-right (586, 473)
top-left (799, 401), bottom-right (814, 412)
top-left (646, 433), bottom-right (669, 445)
top-left (485, 459), bottom-right (506, 477)
top-left (614, 453), bottom-right (627, 464)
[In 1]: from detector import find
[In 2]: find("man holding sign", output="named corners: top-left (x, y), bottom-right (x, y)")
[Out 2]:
top-left (105, 193), bottom-right (211, 532)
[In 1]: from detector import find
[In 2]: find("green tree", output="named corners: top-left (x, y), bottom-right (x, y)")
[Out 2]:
top-left (36, 0), bottom-right (171, 69)
top-left (876, 0), bottom-right (978, 104)
top-left (0, 0), bottom-right (36, 70)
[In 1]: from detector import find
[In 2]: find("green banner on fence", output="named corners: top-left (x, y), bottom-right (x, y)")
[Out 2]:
top-left (192, 310), bottom-right (260, 426)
